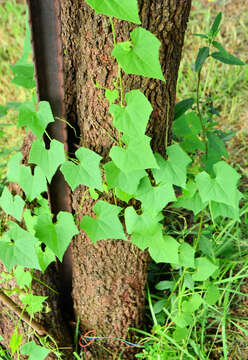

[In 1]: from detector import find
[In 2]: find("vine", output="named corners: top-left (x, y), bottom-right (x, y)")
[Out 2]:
top-left (0, 0), bottom-right (246, 359)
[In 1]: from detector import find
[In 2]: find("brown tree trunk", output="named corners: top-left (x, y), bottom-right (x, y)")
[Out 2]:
top-left (0, 1), bottom-right (191, 359)
top-left (61, 0), bottom-right (191, 358)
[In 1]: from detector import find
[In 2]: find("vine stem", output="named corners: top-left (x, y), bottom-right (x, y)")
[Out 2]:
top-left (196, 69), bottom-right (208, 160)
top-left (44, 129), bottom-right (52, 142)
top-left (109, 17), bottom-right (124, 107)
top-left (167, 268), bottom-right (186, 304)
top-left (0, 290), bottom-right (49, 336)
top-left (165, 102), bottom-right (170, 150)
top-left (109, 16), bottom-right (124, 149)
top-left (194, 210), bottom-right (204, 250)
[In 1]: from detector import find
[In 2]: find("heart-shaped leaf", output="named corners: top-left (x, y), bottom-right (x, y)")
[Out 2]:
top-left (196, 161), bottom-right (241, 209)
top-left (29, 139), bottom-right (66, 183)
top-left (35, 212), bottom-right (79, 261)
top-left (0, 221), bottom-right (40, 271)
top-left (7, 153), bottom-right (47, 201)
top-left (113, 27), bottom-right (165, 81)
top-left (18, 101), bottom-right (54, 139)
top-left (81, 201), bottom-right (126, 242)
top-left (134, 177), bottom-right (175, 215)
top-left (61, 147), bottom-right (102, 191)
top-left (110, 135), bottom-right (158, 173)
top-left (0, 187), bottom-right (25, 221)
top-left (152, 144), bottom-right (191, 188)
top-left (85, 0), bottom-right (141, 24)
top-left (109, 90), bottom-right (153, 138)
top-left (104, 160), bottom-right (146, 194)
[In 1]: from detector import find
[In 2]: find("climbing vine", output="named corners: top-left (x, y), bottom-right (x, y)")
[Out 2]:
top-left (0, 0), bottom-right (245, 358)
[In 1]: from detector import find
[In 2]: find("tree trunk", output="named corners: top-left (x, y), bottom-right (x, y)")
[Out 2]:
top-left (0, 1), bottom-right (191, 359)
top-left (61, 0), bottom-right (191, 358)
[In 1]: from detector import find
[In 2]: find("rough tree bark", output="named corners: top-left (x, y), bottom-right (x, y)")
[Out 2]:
top-left (0, 1), bottom-right (191, 359)
top-left (60, 0), bottom-right (192, 358)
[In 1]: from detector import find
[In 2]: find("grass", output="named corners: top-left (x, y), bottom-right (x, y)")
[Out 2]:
top-left (0, 0), bottom-right (248, 359)
top-left (134, 195), bottom-right (248, 359)
top-left (0, 0), bottom-right (28, 181)
top-left (177, 0), bottom-right (248, 170)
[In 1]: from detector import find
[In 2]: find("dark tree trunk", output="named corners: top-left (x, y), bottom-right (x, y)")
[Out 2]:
top-left (0, 1), bottom-right (191, 359)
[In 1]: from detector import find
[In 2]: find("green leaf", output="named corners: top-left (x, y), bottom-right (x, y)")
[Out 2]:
top-left (29, 139), bottom-right (66, 183)
top-left (0, 221), bottom-right (40, 271)
top-left (112, 27), bottom-right (165, 81)
top-left (212, 41), bottom-right (226, 53)
top-left (89, 187), bottom-right (99, 200)
top-left (174, 180), bottom-right (207, 215)
top-left (10, 64), bottom-right (35, 89)
top-left (174, 312), bottom-right (193, 328)
top-left (18, 101), bottom-right (55, 139)
top-left (173, 326), bottom-right (190, 342)
top-left (211, 51), bottom-right (245, 65)
top-left (19, 294), bottom-right (47, 315)
top-left (105, 89), bottom-right (119, 105)
top-left (155, 280), bottom-right (175, 291)
top-left (172, 112), bottom-right (205, 153)
top-left (109, 90), bottom-right (153, 138)
top-left (61, 147), bottom-right (102, 191)
top-left (35, 244), bottom-right (56, 273)
top-left (125, 207), bottom-right (180, 263)
top-left (0, 187), bottom-right (25, 221)
top-left (104, 160), bottom-right (146, 194)
top-left (7, 152), bottom-right (23, 181)
top-left (196, 161), bottom-right (241, 209)
top-left (21, 341), bottom-right (50, 360)
top-left (18, 13), bottom-right (33, 64)
top-left (7, 153), bottom-right (47, 201)
top-left (10, 331), bottom-right (23, 355)
top-left (184, 274), bottom-right (194, 291)
top-left (174, 98), bottom-right (194, 120)
top-left (14, 266), bottom-right (32, 289)
top-left (194, 47), bottom-right (209, 72)
top-left (110, 135), bottom-right (158, 173)
top-left (192, 257), bottom-right (218, 281)
top-left (81, 201), bottom-right (126, 242)
top-left (35, 212), bottom-right (79, 261)
top-left (150, 235), bottom-right (180, 264)
top-left (210, 12), bottom-right (222, 38)
top-left (23, 209), bottom-right (37, 235)
top-left (34, 197), bottom-right (52, 217)
top-left (115, 188), bottom-right (132, 203)
top-left (199, 235), bottom-right (215, 259)
top-left (212, 41), bottom-right (245, 66)
top-left (192, 33), bottom-right (208, 39)
top-left (179, 242), bottom-right (195, 269)
top-left (152, 144), bottom-right (191, 188)
top-left (211, 200), bottom-right (240, 221)
top-left (205, 283), bottom-right (220, 305)
top-left (207, 132), bottom-right (228, 158)
top-left (134, 177), bottom-right (176, 215)
top-left (201, 131), bottom-right (229, 174)
top-left (153, 299), bottom-right (166, 314)
top-left (182, 293), bottom-right (202, 313)
top-left (124, 206), bottom-right (163, 250)
top-left (85, 0), bottom-right (141, 24)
